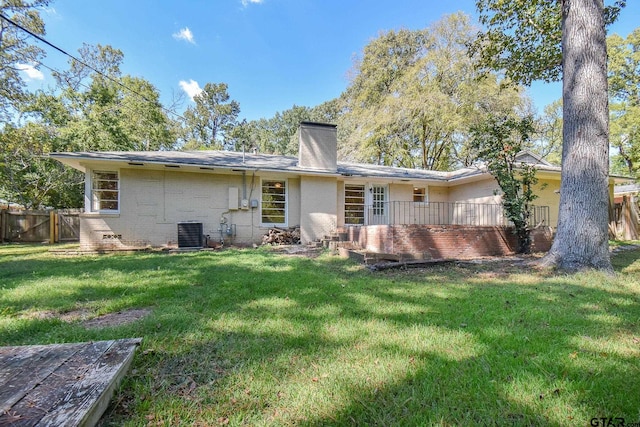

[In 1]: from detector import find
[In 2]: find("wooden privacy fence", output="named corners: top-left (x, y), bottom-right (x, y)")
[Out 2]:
top-left (0, 209), bottom-right (81, 243)
top-left (611, 195), bottom-right (639, 241)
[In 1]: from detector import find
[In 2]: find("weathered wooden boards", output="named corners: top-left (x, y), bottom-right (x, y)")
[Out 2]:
top-left (0, 338), bottom-right (141, 426)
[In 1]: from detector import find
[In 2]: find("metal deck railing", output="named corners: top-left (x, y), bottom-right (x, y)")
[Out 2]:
top-left (346, 201), bottom-right (549, 228)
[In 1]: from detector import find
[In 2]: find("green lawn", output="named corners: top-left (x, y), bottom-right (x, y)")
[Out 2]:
top-left (1, 244), bottom-right (639, 426)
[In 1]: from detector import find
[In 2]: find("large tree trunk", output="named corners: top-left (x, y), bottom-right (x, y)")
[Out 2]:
top-left (540, 0), bottom-right (613, 272)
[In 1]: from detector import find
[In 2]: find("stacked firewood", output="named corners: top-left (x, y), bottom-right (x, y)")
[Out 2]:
top-left (262, 227), bottom-right (301, 245)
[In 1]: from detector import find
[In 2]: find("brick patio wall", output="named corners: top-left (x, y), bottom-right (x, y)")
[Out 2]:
top-left (337, 225), bottom-right (553, 259)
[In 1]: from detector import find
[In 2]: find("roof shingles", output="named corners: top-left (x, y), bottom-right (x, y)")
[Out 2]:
top-left (50, 149), bottom-right (565, 183)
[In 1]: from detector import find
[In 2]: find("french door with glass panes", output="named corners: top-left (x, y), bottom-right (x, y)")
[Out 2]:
top-left (367, 185), bottom-right (387, 225)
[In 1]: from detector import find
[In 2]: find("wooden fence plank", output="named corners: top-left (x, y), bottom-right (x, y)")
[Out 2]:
top-left (50, 211), bottom-right (55, 245)
top-left (58, 213), bottom-right (80, 241)
top-left (6, 212), bottom-right (50, 242)
top-left (0, 210), bottom-right (80, 243)
top-left (0, 209), bottom-right (7, 243)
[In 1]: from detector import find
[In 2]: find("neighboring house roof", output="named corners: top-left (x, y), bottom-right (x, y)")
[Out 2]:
top-left (515, 150), bottom-right (554, 167)
top-left (615, 183), bottom-right (640, 195)
top-left (475, 150), bottom-right (562, 174)
top-left (0, 199), bottom-right (24, 210)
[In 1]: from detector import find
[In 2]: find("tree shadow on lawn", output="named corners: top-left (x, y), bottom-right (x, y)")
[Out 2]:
top-left (0, 250), bottom-right (344, 343)
top-left (611, 248), bottom-right (640, 273)
top-left (120, 254), bottom-right (640, 425)
top-left (1, 251), bottom-right (273, 344)
top-left (1, 249), bottom-right (639, 425)
top-left (298, 268), bottom-right (640, 426)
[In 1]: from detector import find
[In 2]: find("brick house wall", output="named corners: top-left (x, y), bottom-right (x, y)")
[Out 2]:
top-left (79, 168), bottom-right (304, 251)
top-left (338, 225), bottom-right (553, 259)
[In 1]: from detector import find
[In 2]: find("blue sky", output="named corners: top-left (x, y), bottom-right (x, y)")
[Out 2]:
top-left (20, 0), bottom-right (640, 122)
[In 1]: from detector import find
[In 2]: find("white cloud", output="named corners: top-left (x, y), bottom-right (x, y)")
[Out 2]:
top-left (173, 27), bottom-right (195, 44)
top-left (179, 79), bottom-right (203, 101)
top-left (16, 63), bottom-right (44, 81)
top-left (43, 7), bottom-right (58, 17)
top-left (241, 0), bottom-right (264, 6)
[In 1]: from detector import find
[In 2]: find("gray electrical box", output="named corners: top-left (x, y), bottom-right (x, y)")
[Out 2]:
top-left (250, 199), bottom-right (259, 208)
top-left (228, 187), bottom-right (239, 210)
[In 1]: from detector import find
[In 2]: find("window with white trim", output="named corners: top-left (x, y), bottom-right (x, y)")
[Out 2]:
top-left (344, 184), bottom-right (365, 225)
top-left (91, 171), bottom-right (119, 212)
top-left (413, 187), bottom-right (427, 203)
top-left (261, 179), bottom-right (287, 225)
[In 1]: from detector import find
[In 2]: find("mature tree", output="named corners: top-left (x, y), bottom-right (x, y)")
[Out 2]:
top-left (0, 0), bottom-right (74, 208)
top-left (0, 122), bottom-right (83, 208)
top-left (265, 105), bottom-right (315, 155)
top-left (226, 118), bottom-right (269, 153)
top-left (36, 44), bottom-right (175, 153)
top-left (42, 44), bottom-right (177, 152)
top-left (343, 13), bottom-right (527, 170)
top-left (529, 27), bottom-right (640, 173)
top-left (181, 82), bottom-right (240, 150)
top-left (475, 0), bottom-right (625, 272)
top-left (0, 0), bottom-right (50, 120)
top-left (471, 115), bottom-right (539, 253)
top-left (118, 75), bottom-right (177, 151)
top-left (343, 27), bottom-right (425, 166)
top-left (608, 28), bottom-right (640, 178)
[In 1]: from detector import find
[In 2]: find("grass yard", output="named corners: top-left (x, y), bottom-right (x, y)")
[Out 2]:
top-left (1, 244), bottom-right (639, 426)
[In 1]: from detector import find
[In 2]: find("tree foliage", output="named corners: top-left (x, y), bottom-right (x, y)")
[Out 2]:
top-left (528, 27), bottom-right (640, 173)
top-left (41, 44), bottom-right (177, 152)
top-left (0, 0), bottom-right (72, 208)
top-left (342, 13), bottom-right (528, 170)
top-left (472, 1), bottom-right (562, 85)
top-left (1, 42), bottom-right (178, 208)
top-left (533, 99), bottom-right (563, 165)
top-left (234, 100), bottom-right (341, 155)
top-left (0, 0), bottom-right (50, 120)
top-left (471, 115), bottom-right (538, 253)
top-left (473, 0), bottom-right (625, 85)
top-left (0, 122), bottom-right (83, 209)
top-left (608, 28), bottom-right (640, 178)
top-left (181, 82), bottom-right (240, 150)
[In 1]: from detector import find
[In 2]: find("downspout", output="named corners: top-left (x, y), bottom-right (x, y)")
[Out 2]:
top-left (249, 171), bottom-right (257, 242)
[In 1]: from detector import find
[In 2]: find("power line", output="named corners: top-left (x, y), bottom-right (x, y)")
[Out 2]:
top-left (0, 12), bottom-right (186, 122)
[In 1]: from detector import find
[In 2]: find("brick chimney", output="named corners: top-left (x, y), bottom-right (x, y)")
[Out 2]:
top-left (297, 122), bottom-right (337, 172)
